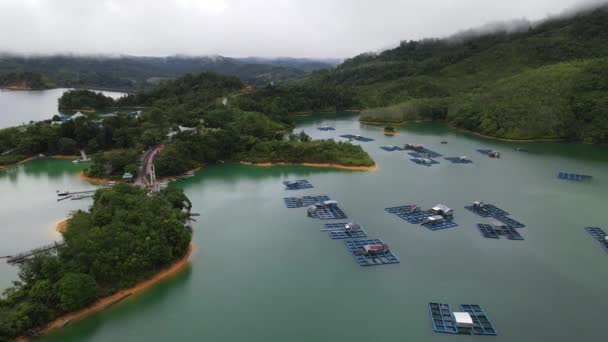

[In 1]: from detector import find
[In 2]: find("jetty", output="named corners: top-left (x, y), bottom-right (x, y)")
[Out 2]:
top-left (57, 189), bottom-right (96, 197)
top-left (72, 149), bottom-right (91, 163)
top-left (6, 242), bottom-right (65, 264)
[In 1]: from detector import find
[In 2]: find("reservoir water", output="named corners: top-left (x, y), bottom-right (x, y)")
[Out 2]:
top-left (1, 112), bottom-right (608, 341)
top-left (0, 88), bottom-right (126, 128)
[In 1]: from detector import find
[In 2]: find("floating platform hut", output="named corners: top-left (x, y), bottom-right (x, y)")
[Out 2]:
top-left (429, 302), bottom-right (497, 336)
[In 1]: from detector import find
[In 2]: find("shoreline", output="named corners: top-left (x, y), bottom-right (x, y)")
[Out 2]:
top-left (157, 166), bottom-right (204, 182)
top-left (55, 218), bottom-right (69, 234)
top-left (359, 119), bottom-right (433, 125)
top-left (49, 155), bottom-right (80, 160)
top-left (37, 244), bottom-right (194, 338)
top-left (78, 171), bottom-right (116, 184)
top-left (240, 161), bottom-right (377, 171)
top-left (359, 118), bottom-right (569, 143)
top-left (0, 156), bottom-right (38, 170)
top-left (449, 126), bottom-right (568, 142)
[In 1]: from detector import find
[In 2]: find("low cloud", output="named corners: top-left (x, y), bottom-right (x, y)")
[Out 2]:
top-left (0, 0), bottom-right (605, 58)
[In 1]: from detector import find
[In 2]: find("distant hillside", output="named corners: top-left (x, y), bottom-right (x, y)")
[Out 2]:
top-left (236, 57), bottom-right (340, 72)
top-left (0, 54), bottom-right (317, 91)
top-left (0, 71), bottom-right (50, 90)
top-left (305, 4), bottom-right (608, 143)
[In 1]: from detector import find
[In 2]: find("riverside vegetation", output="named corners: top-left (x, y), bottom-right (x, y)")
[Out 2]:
top-left (0, 184), bottom-right (192, 340)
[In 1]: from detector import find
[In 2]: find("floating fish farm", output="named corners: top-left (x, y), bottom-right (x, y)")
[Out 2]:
top-left (283, 179), bottom-right (314, 190)
top-left (477, 223), bottom-right (524, 240)
top-left (429, 302), bottom-right (497, 336)
top-left (558, 171), bottom-right (592, 181)
top-left (283, 195), bottom-right (330, 208)
top-left (584, 227), bottom-right (608, 254)
top-left (308, 205), bottom-right (348, 220)
top-left (380, 145), bottom-right (405, 152)
top-left (465, 202), bottom-right (525, 228)
top-left (339, 134), bottom-right (375, 142)
top-left (344, 239), bottom-right (400, 266)
top-left (317, 126), bottom-right (335, 131)
top-left (385, 205), bottom-right (458, 230)
top-left (445, 157), bottom-right (473, 164)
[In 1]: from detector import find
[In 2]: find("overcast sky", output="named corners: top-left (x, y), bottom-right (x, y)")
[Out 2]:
top-left (0, 0), bottom-right (605, 58)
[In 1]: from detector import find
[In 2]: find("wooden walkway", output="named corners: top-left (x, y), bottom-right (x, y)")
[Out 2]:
top-left (5, 242), bottom-right (65, 264)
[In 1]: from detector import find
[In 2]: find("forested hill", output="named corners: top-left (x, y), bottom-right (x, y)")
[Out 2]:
top-left (0, 55), bottom-right (332, 91)
top-left (302, 5), bottom-right (608, 143)
top-left (0, 71), bottom-right (50, 90)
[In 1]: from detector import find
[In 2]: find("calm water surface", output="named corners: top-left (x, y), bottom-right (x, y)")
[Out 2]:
top-left (1, 113), bottom-right (608, 341)
top-left (0, 88), bottom-right (126, 128)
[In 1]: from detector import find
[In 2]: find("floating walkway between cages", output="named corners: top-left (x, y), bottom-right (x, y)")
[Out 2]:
top-left (465, 204), bottom-right (509, 218)
top-left (584, 227), bottom-right (608, 254)
top-left (409, 158), bottom-right (440, 166)
top-left (308, 206), bottom-right (347, 220)
top-left (283, 195), bottom-right (330, 208)
top-left (558, 171), bottom-right (592, 181)
top-left (493, 215), bottom-right (525, 229)
top-left (283, 179), bottom-right (314, 190)
top-left (330, 229), bottom-right (367, 239)
top-left (429, 303), bottom-right (458, 334)
top-left (380, 146), bottom-right (405, 152)
top-left (459, 304), bottom-right (497, 336)
top-left (445, 157), bottom-right (473, 164)
top-left (339, 134), bottom-right (375, 142)
top-left (385, 205), bottom-right (458, 230)
top-left (405, 146), bottom-right (442, 158)
top-left (344, 239), bottom-right (399, 266)
top-left (385, 205), bottom-right (432, 224)
top-left (465, 203), bottom-right (525, 228)
top-left (422, 220), bottom-right (458, 231)
top-left (317, 126), bottom-right (335, 131)
top-left (477, 224), bottom-right (524, 240)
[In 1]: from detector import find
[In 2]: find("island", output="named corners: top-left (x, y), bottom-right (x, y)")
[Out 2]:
top-left (0, 184), bottom-right (193, 340)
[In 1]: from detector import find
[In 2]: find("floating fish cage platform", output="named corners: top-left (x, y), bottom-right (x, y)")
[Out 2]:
top-left (409, 158), bottom-right (440, 166)
top-left (380, 146), bottom-right (405, 152)
top-left (330, 229), bottom-right (367, 239)
top-left (405, 145), bottom-right (442, 158)
top-left (417, 147), bottom-right (442, 158)
top-left (493, 215), bottom-right (525, 229)
top-left (477, 224), bottom-right (524, 240)
top-left (283, 179), bottom-right (314, 190)
top-left (422, 220), bottom-right (458, 231)
top-left (339, 134), bottom-right (375, 142)
top-left (317, 127), bottom-right (335, 131)
top-left (558, 172), bottom-right (592, 181)
top-left (283, 195), bottom-right (330, 208)
top-left (429, 303), bottom-right (497, 336)
top-left (459, 304), bottom-right (497, 336)
top-left (344, 239), bottom-right (399, 266)
top-left (429, 303), bottom-right (458, 334)
top-left (308, 206), bottom-right (348, 220)
top-left (322, 222), bottom-right (352, 231)
top-left (584, 227), bottom-right (608, 254)
top-left (465, 204), bottom-right (510, 218)
top-left (445, 157), bottom-right (473, 164)
top-left (385, 205), bottom-right (433, 224)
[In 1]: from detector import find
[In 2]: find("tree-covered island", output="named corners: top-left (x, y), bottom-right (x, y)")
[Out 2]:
top-left (0, 184), bottom-right (192, 340)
